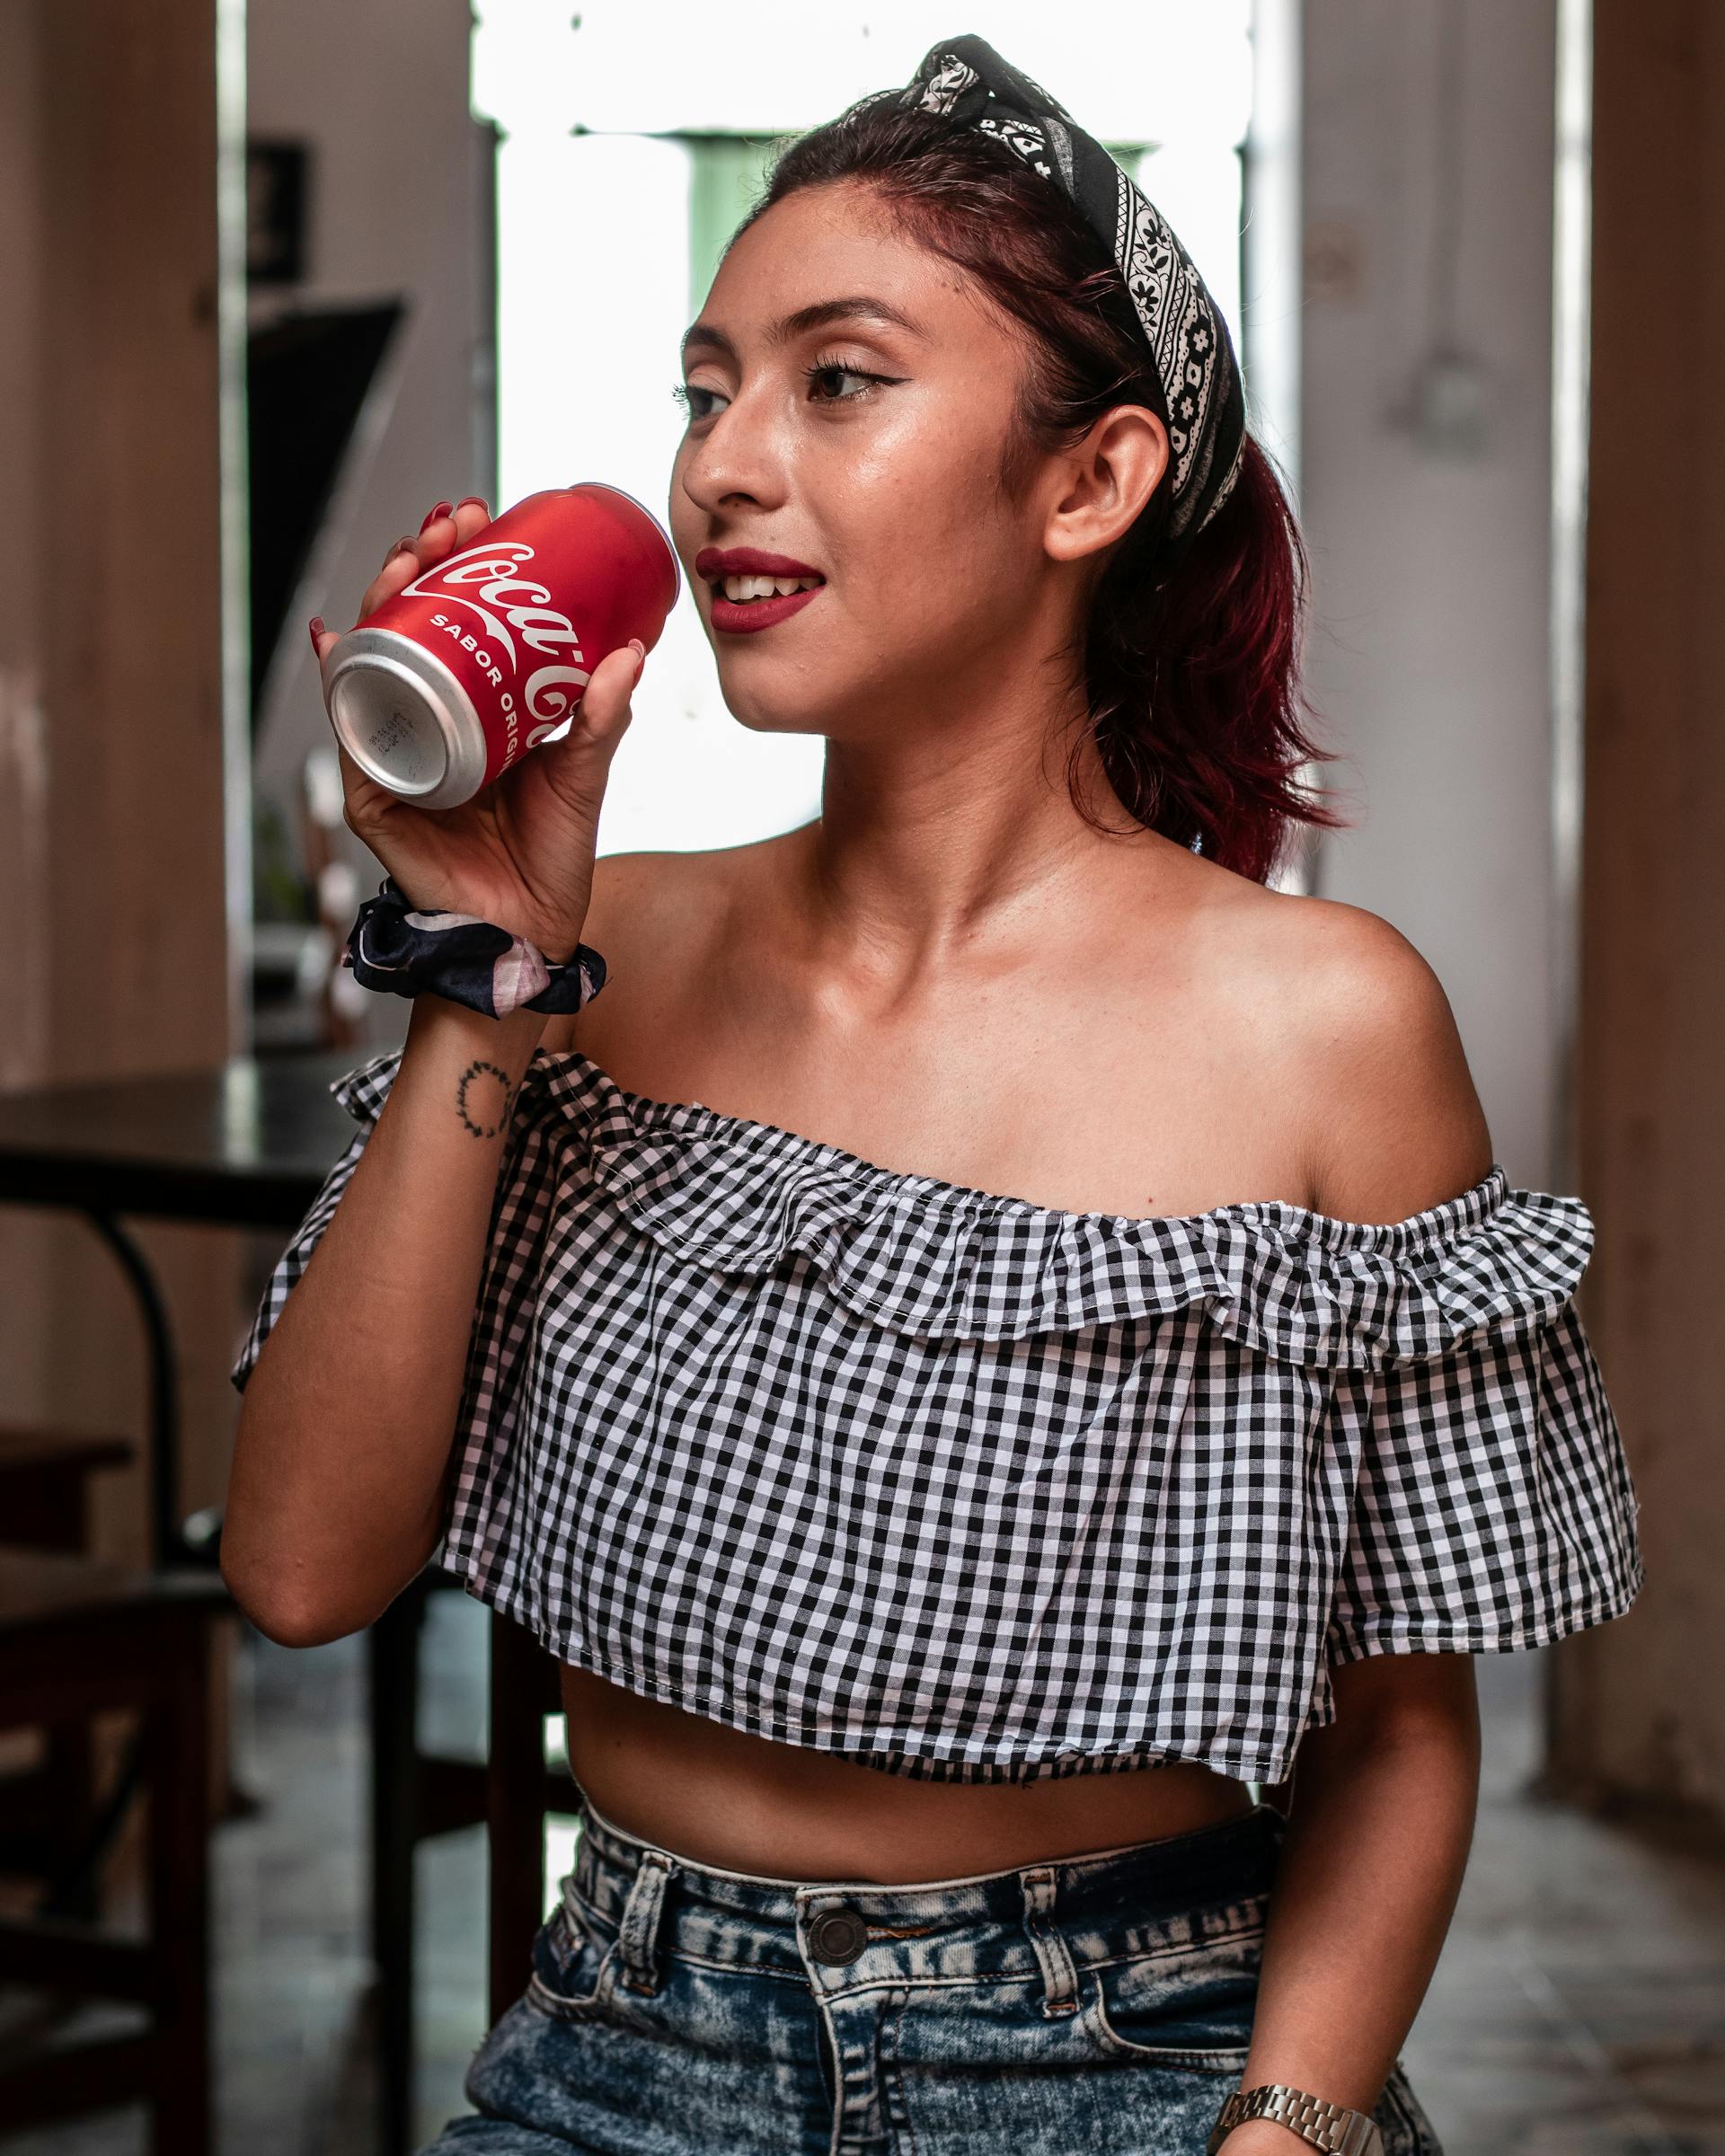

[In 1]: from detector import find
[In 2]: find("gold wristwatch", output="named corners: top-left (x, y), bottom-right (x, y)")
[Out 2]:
top-left (1208, 2082), bottom-right (1384, 2155)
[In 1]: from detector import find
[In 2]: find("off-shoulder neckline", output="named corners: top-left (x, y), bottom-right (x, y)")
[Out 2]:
top-left (510, 1044), bottom-right (1512, 1256)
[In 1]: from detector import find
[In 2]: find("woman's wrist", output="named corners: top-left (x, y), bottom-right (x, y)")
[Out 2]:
top-left (404, 984), bottom-right (550, 1061)
top-left (342, 878), bottom-right (606, 1019)
top-left (1216, 2120), bottom-right (1322, 2153)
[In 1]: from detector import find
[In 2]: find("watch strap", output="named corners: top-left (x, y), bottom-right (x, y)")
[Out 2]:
top-left (1208, 2082), bottom-right (1384, 2156)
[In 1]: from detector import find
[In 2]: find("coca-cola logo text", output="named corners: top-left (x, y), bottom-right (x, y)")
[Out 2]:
top-left (402, 541), bottom-right (590, 747)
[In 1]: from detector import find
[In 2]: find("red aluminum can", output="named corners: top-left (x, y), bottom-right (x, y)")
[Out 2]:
top-left (320, 481), bottom-right (680, 809)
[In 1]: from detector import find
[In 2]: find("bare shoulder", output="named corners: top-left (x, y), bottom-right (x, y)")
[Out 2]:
top-left (585, 844), bottom-right (708, 932)
top-left (1235, 886), bottom-right (1495, 1224)
top-left (535, 838), bottom-right (776, 1053)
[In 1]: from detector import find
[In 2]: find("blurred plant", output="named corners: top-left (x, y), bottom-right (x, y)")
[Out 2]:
top-left (252, 794), bottom-right (317, 924)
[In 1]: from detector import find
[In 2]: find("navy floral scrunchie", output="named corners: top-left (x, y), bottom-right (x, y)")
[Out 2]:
top-left (343, 878), bottom-right (607, 1019)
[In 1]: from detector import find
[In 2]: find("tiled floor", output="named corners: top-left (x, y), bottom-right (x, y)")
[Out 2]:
top-left (1401, 1657), bottom-right (1725, 2153)
top-left (2, 1601), bottom-right (1721, 2153)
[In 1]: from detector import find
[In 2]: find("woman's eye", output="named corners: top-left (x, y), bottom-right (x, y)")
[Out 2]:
top-left (671, 383), bottom-right (724, 422)
top-left (802, 360), bottom-right (885, 403)
top-left (668, 362), bottom-right (897, 420)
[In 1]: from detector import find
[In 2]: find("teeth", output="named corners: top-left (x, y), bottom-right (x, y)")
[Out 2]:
top-left (718, 573), bottom-right (822, 603)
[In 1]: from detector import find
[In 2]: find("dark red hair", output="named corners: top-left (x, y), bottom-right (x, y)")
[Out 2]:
top-left (739, 101), bottom-right (1351, 885)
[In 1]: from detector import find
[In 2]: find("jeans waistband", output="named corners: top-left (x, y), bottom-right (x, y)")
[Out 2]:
top-left (558, 1779), bottom-right (1286, 2001)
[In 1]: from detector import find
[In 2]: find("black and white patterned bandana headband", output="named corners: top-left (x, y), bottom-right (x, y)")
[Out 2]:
top-left (851, 33), bottom-right (1246, 560)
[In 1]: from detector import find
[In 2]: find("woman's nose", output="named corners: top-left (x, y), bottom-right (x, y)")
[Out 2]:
top-left (678, 385), bottom-right (789, 514)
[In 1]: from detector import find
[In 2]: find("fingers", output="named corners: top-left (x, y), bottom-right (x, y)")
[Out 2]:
top-left (332, 740), bottom-right (395, 838)
top-left (409, 495), bottom-right (489, 557)
top-left (351, 494), bottom-right (493, 628)
top-left (333, 740), bottom-right (370, 813)
top-left (352, 545), bottom-right (411, 626)
top-left (314, 495), bottom-right (493, 777)
top-left (546, 637), bottom-right (642, 759)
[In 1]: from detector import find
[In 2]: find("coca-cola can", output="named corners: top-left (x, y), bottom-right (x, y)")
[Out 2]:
top-left (320, 481), bottom-right (681, 810)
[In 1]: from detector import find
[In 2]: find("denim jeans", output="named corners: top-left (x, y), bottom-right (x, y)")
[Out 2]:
top-left (420, 1782), bottom-right (1442, 2154)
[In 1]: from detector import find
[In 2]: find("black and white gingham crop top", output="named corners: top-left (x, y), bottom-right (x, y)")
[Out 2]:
top-left (231, 1045), bottom-right (1643, 1786)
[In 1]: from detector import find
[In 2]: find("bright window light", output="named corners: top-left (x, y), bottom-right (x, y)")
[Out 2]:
top-left (473, 1), bottom-right (1252, 855)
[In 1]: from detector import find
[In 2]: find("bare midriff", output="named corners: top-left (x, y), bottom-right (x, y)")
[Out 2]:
top-left (556, 1661), bottom-right (1254, 1885)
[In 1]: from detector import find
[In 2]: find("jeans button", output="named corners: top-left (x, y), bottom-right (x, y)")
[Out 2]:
top-left (809, 1908), bottom-right (867, 1965)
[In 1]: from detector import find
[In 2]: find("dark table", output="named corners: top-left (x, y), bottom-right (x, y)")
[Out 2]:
top-left (1, 1043), bottom-right (444, 2156)
top-left (0, 1050), bottom-right (366, 1568)
top-left (0, 1046), bottom-right (458, 2153)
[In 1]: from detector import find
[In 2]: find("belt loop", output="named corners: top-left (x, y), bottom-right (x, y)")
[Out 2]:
top-left (1019, 1863), bottom-right (1079, 2019)
top-left (615, 1849), bottom-right (677, 1996)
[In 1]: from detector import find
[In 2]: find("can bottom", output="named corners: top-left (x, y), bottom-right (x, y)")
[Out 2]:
top-left (329, 665), bottom-right (452, 798)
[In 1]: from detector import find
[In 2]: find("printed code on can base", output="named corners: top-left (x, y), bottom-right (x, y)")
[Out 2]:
top-left (369, 707), bottom-right (416, 758)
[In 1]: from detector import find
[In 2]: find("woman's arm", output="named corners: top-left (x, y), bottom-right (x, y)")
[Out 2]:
top-left (221, 991), bottom-right (552, 1646)
top-left (1220, 1653), bottom-right (1481, 2152)
top-left (1216, 900), bottom-right (1492, 2146)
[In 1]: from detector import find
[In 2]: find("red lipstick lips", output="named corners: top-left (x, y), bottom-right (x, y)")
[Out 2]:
top-left (696, 546), bottom-right (827, 635)
top-left (695, 547), bottom-right (824, 580)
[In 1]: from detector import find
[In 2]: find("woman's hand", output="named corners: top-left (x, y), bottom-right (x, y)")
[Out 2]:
top-left (311, 496), bottom-right (641, 962)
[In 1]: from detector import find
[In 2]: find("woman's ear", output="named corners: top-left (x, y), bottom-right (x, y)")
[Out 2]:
top-left (1044, 405), bottom-right (1169, 565)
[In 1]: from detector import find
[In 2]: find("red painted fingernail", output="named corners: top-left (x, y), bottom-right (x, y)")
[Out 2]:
top-left (308, 615), bottom-right (326, 653)
top-left (455, 494), bottom-right (491, 517)
top-left (419, 500), bottom-right (455, 535)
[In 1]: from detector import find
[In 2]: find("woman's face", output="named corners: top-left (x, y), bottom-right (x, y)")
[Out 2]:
top-left (669, 182), bottom-right (1116, 742)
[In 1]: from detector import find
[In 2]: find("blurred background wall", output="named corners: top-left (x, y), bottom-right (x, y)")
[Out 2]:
top-left (1301, 0), bottom-right (1569, 1192)
top-left (0, 0), bottom-right (237, 1566)
top-left (1552, 0), bottom-right (1725, 1828)
top-left (0, 0), bottom-right (491, 1565)
top-left (245, 0), bottom-right (491, 811)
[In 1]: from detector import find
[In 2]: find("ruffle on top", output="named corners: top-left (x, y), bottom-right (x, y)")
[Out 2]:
top-left (252, 1042), bottom-right (1641, 1786)
top-left (329, 1045), bottom-right (1598, 1366)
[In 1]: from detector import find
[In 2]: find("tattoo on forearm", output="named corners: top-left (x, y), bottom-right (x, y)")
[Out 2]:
top-left (455, 1059), bottom-right (515, 1139)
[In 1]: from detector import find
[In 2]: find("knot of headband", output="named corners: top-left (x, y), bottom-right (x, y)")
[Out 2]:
top-left (850, 33), bottom-right (1246, 561)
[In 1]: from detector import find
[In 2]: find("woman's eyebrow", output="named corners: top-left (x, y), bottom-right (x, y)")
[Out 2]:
top-left (784, 296), bottom-right (927, 341)
top-left (678, 320), bottom-right (738, 363)
top-left (679, 296), bottom-right (928, 364)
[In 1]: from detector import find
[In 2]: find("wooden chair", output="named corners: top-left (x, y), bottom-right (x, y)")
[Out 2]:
top-left (0, 1547), bottom-right (232, 2154)
top-left (0, 1536), bottom-right (571, 2156)
top-left (367, 1577), bottom-right (580, 2155)
top-left (0, 1425), bottom-right (135, 1552)
top-left (0, 1427), bottom-right (137, 1902)
top-left (485, 1609), bottom-right (579, 2028)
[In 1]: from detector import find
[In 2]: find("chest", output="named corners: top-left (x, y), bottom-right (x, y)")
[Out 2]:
top-left (563, 970), bottom-right (1315, 1222)
top-left (550, 838), bottom-right (1326, 1217)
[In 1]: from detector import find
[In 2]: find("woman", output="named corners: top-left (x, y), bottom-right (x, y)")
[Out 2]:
top-left (224, 37), bottom-right (1642, 2156)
